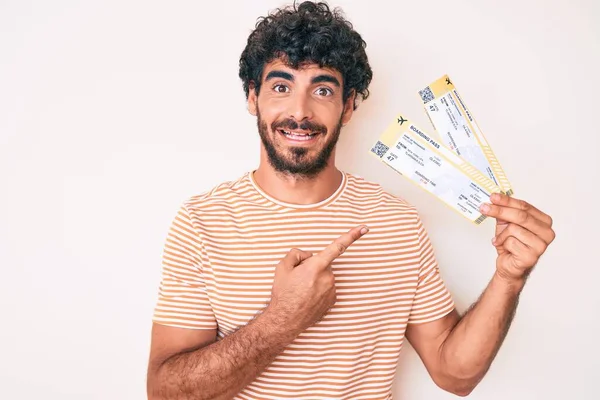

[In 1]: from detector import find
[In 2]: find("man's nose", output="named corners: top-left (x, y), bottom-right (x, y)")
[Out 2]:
top-left (288, 92), bottom-right (314, 122)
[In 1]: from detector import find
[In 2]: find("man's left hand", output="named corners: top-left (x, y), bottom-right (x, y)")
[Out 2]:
top-left (480, 193), bottom-right (556, 283)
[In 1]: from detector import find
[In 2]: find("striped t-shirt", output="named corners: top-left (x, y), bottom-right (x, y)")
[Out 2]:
top-left (153, 170), bottom-right (455, 399)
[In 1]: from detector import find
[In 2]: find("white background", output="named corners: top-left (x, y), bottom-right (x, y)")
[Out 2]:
top-left (1, 0), bottom-right (598, 398)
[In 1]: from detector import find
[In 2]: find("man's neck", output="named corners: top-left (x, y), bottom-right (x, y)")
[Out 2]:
top-left (252, 165), bottom-right (343, 206)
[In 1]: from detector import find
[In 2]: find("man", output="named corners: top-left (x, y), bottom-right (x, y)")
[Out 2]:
top-left (146, 2), bottom-right (555, 399)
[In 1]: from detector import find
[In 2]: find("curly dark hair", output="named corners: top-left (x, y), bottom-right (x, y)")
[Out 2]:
top-left (239, 1), bottom-right (372, 110)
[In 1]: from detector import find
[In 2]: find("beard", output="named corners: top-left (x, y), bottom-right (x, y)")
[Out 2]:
top-left (257, 107), bottom-right (343, 179)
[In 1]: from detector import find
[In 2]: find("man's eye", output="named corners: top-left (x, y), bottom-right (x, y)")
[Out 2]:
top-left (273, 84), bottom-right (289, 93)
top-left (316, 87), bottom-right (333, 96)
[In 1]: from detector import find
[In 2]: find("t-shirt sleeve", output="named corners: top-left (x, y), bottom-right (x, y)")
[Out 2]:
top-left (408, 214), bottom-right (456, 324)
top-left (152, 203), bottom-right (217, 330)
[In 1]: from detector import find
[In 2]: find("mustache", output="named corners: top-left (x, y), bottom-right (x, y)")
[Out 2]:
top-left (271, 118), bottom-right (327, 134)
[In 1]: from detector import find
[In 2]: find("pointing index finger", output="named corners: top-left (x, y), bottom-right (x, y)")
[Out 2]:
top-left (315, 226), bottom-right (369, 266)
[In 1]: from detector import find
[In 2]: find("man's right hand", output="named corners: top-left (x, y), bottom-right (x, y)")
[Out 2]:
top-left (265, 225), bottom-right (370, 333)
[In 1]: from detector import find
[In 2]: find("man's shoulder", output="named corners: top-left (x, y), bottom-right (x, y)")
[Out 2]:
top-left (181, 172), bottom-right (251, 212)
top-left (344, 172), bottom-right (419, 217)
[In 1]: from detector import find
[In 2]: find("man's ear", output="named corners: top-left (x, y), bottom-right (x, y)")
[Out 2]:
top-left (341, 89), bottom-right (356, 125)
top-left (247, 82), bottom-right (258, 116)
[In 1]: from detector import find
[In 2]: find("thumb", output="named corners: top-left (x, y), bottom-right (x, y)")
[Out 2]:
top-left (279, 248), bottom-right (313, 271)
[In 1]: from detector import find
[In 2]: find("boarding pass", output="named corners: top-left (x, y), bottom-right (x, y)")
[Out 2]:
top-left (370, 75), bottom-right (512, 224)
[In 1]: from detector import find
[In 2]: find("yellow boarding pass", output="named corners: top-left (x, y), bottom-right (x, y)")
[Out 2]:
top-left (370, 114), bottom-right (503, 224)
top-left (418, 75), bottom-right (513, 195)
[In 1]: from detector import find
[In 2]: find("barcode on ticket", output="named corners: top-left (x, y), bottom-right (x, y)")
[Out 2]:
top-left (370, 141), bottom-right (389, 158)
top-left (418, 86), bottom-right (435, 103)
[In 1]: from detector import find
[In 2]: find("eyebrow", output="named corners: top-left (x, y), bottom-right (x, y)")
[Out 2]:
top-left (265, 70), bottom-right (294, 82)
top-left (264, 70), bottom-right (341, 88)
top-left (311, 74), bottom-right (340, 88)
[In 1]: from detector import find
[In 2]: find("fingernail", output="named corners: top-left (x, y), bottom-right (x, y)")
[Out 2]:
top-left (481, 203), bottom-right (491, 213)
top-left (491, 193), bottom-right (501, 202)
top-left (492, 237), bottom-right (497, 245)
top-left (360, 226), bottom-right (369, 235)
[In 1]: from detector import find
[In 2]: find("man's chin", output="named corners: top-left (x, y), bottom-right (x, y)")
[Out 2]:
top-left (259, 127), bottom-right (337, 177)
top-left (268, 154), bottom-right (325, 176)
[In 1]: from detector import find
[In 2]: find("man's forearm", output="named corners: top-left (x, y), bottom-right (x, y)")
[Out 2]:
top-left (148, 308), bottom-right (300, 400)
top-left (441, 272), bottom-right (526, 386)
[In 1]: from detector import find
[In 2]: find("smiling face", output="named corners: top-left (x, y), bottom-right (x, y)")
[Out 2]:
top-left (248, 59), bottom-right (355, 178)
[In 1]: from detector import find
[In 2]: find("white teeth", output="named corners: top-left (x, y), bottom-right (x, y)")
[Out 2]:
top-left (281, 130), bottom-right (317, 141)
top-left (287, 134), bottom-right (312, 141)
